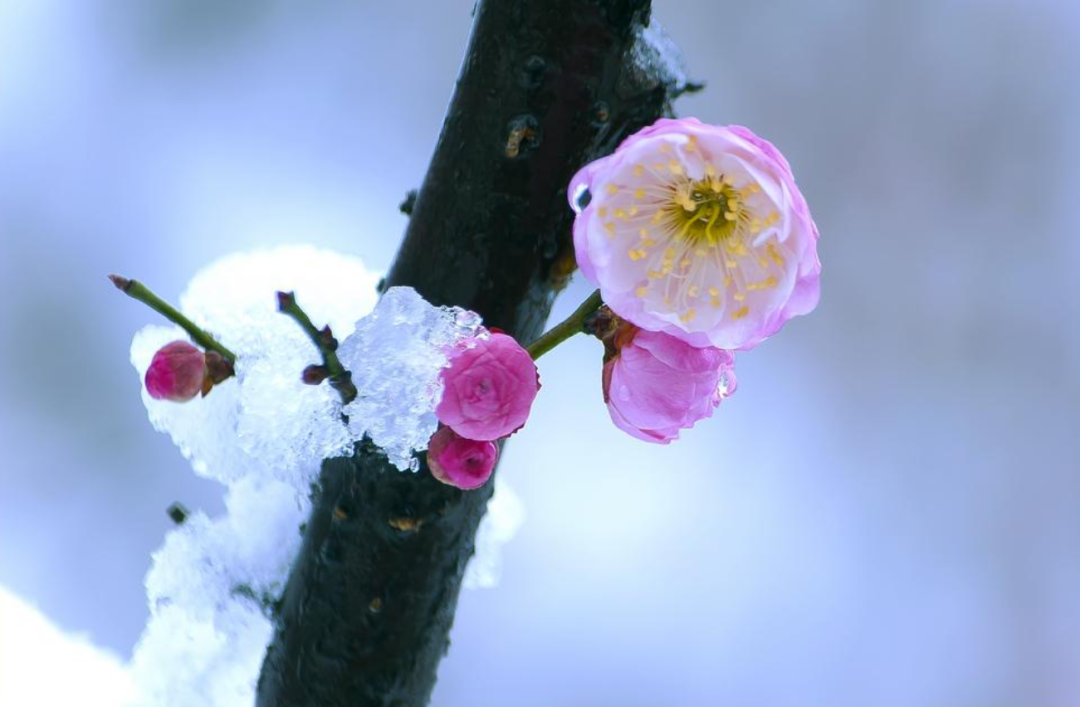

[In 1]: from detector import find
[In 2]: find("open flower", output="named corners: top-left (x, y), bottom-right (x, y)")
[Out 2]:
top-left (436, 331), bottom-right (540, 441)
top-left (603, 322), bottom-right (736, 444)
top-left (570, 118), bottom-right (820, 351)
top-left (427, 426), bottom-right (498, 490)
top-left (145, 340), bottom-right (207, 402)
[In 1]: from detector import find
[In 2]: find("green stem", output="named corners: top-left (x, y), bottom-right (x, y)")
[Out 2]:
top-left (109, 275), bottom-right (237, 363)
top-left (276, 292), bottom-right (358, 405)
top-left (525, 289), bottom-right (603, 360)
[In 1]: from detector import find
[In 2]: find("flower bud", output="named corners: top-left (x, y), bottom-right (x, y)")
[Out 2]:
top-left (602, 322), bottom-right (736, 444)
top-left (436, 331), bottom-right (540, 441)
top-left (427, 426), bottom-right (498, 490)
top-left (302, 364), bottom-right (330, 385)
top-left (145, 341), bottom-right (208, 402)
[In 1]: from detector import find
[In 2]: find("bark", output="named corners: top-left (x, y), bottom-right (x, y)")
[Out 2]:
top-left (256, 1), bottom-right (683, 705)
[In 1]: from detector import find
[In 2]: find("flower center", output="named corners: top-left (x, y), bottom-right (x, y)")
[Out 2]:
top-left (664, 175), bottom-right (746, 246)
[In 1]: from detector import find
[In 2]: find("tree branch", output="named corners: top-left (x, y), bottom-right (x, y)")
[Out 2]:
top-left (257, 2), bottom-right (682, 705)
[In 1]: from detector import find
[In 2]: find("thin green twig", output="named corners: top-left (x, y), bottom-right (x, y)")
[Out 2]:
top-left (109, 274), bottom-right (237, 363)
top-left (525, 289), bottom-right (603, 360)
top-left (276, 291), bottom-right (358, 405)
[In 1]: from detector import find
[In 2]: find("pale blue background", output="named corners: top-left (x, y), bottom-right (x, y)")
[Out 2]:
top-left (1, 0), bottom-right (1078, 705)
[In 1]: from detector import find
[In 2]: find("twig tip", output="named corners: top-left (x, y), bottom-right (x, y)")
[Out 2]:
top-left (276, 291), bottom-right (296, 312)
top-left (108, 274), bottom-right (131, 291)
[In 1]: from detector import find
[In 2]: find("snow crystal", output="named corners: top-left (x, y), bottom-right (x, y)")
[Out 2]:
top-left (338, 286), bottom-right (485, 471)
top-left (463, 477), bottom-right (526, 589)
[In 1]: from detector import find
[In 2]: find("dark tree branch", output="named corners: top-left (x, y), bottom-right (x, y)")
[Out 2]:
top-left (257, 2), bottom-right (683, 705)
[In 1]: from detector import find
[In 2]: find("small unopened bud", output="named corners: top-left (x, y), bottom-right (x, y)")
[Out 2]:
top-left (107, 274), bottom-right (132, 291)
top-left (302, 364), bottom-right (330, 385)
top-left (203, 350), bottom-right (234, 385)
top-left (426, 426), bottom-right (498, 490)
top-left (276, 291), bottom-right (296, 312)
top-left (145, 341), bottom-right (207, 402)
top-left (317, 326), bottom-right (338, 352)
top-left (166, 502), bottom-right (189, 525)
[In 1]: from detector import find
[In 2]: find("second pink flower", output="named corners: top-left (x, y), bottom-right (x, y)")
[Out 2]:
top-left (436, 331), bottom-right (540, 441)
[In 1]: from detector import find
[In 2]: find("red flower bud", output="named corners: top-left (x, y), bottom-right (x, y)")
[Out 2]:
top-left (427, 426), bottom-right (498, 490)
top-left (145, 341), bottom-right (207, 402)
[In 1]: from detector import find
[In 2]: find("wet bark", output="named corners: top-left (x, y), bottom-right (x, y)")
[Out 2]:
top-left (256, 1), bottom-right (683, 705)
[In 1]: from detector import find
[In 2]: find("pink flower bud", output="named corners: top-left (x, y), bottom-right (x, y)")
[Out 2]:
top-left (427, 426), bottom-right (498, 490)
top-left (436, 332), bottom-right (540, 441)
top-left (603, 324), bottom-right (736, 444)
top-left (145, 341), bottom-right (207, 402)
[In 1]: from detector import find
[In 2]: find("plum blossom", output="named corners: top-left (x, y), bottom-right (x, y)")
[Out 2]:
top-left (427, 426), bottom-right (499, 490)
top-left (603, 322), bottom-right (736, 444)
top-left (145, 341), bottom-right (207, 402)
top-left (436, 331), bottom-right (540, 441)
top-left (570, 118), bottom-right (820, 351)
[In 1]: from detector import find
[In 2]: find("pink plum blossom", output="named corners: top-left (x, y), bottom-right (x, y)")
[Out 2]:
top-left (436, 331), bottom-right (540, 441)
top-left (569, 118), bottom-right (820, 351)
top-left (427, 426), bottom-right (498, 490)
top-left (145, 340), bottom-right (207, 402)
top-left (603, 324), bottom-right (736, 444)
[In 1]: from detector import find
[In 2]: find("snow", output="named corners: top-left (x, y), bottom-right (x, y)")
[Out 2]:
top-left (630, 20), bottom-right (688, 91)
top-left (338, 286), bottom-right (485, 472)
top-left (463, 476), bottom-right (525, 590)
top-left (130, 477), bottom-right (308, 707)
top-left (126, 246), bottom-right (520, 706)
top-left (0, 585), bottom-right (136, 707)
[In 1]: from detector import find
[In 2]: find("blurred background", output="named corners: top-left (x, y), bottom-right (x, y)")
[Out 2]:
top-left (1, 0), bottom-right (1078, 705)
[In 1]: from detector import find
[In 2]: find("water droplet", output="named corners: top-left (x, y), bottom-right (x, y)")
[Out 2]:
top-left (572, 185), bottom-right (591, 213)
